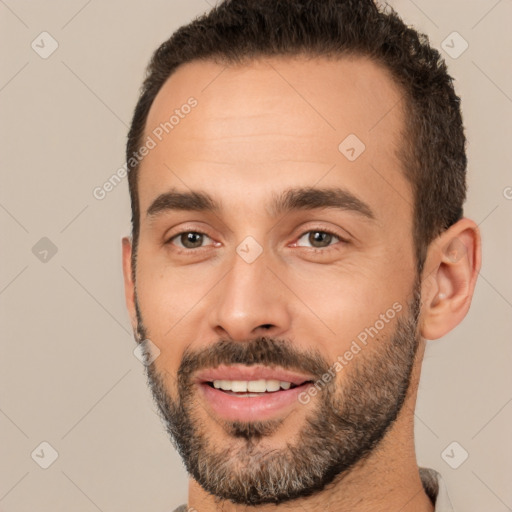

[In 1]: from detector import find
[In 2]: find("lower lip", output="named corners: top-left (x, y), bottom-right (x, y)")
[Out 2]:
top-left (198, 382), bottom-right (313, 422)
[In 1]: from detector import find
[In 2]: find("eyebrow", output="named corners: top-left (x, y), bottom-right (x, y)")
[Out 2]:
top-left (146, 186), bottom-right (375, 220)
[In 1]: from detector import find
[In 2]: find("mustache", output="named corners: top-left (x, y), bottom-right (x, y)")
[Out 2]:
top-left (178, 336), bottom-right (331, 382)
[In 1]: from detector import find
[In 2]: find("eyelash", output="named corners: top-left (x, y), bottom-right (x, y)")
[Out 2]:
top-left (165, 228), bottom-right (348, 253)
top-left (294, 228), bottom-right (348, 252)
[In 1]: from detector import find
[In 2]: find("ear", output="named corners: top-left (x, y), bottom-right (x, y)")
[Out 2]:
top-left (419, 218), bottom-right (482, 340)
top-left (122, 236), bottom-right (138, 333)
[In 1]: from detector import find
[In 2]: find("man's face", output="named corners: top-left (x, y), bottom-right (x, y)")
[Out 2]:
top-left (128, 56), bottom-right (420, 503)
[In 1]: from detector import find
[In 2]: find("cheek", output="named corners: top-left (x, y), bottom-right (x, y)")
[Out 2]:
top-left (287, 263), bottom-right (410, 360)
top-left (135, 257), bottom-right (216, 364)
top-left (137, 246), bottom-right (212, 316)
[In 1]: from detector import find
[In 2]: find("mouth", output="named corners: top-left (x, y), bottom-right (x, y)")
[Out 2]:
top-left (195, 365), bottom-right (315, 422)
top-left (205, 378), bottom-right (303, 396)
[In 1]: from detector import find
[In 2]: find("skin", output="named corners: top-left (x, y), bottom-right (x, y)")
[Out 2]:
top-left (122, 55), bottom-right (481, 511)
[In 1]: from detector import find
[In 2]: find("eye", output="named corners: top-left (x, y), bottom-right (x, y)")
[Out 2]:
top-left (295, 229), bottom-right (344, 249)
top-left (168, 231), bottom-right (214, 249)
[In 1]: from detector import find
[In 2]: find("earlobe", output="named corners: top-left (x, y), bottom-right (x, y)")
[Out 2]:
top-left (122, 236), bottom-right (138, 333)
top-left (419, 218), bottom-right (482, 340)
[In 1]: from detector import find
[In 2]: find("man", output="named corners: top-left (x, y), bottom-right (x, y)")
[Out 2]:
top-left (121, 0), bottom-right (481, 510)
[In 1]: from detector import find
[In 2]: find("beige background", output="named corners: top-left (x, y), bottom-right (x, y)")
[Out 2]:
top-left (1, 0), bottom-right (511, 510)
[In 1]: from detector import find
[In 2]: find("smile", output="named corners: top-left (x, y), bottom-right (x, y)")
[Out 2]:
top-left (195, 365), bottom-right (314, 421)
top-left (210, 379), bottom-right (297, 393)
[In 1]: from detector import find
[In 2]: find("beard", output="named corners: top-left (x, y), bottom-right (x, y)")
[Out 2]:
top-left (134, 281), bottom-right (421, 505)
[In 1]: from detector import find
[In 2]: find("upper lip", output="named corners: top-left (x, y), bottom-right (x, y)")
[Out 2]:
top-left (195, 364), bottom-right (315, 386)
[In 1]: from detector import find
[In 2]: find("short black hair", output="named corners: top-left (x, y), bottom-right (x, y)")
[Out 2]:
top-left (127, 0), bottom-right (466, 277)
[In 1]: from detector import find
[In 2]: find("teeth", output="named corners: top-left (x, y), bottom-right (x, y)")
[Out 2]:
top-left (231, 380), bottom-right (247, 392)
top-left (266, 379), bottom-right (280, 392)
top-left (212, 379), bottom-right (294, 392)
top-left (247, 379), bottom-right (267, 392)
top-left (213, 380), bottom-right (231, 390)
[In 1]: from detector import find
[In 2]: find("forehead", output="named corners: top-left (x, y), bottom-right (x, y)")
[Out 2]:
top-left (139, 55), bottom-right (412, 223)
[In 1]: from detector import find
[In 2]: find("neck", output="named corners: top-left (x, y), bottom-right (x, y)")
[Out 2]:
top-left (187, 341), bottom-right (434, 512)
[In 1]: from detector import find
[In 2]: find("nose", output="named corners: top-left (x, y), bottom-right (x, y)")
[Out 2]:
top-left (209, 246), bottom-right (292, 342)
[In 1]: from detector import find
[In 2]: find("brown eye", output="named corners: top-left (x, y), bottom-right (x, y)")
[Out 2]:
top-left (296, 230), bottom-right (340, 249)
top-left (170, 231), bottom-right (211, 249)
top-left (310, 231), bottom-right (334, 247)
